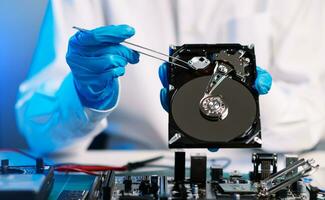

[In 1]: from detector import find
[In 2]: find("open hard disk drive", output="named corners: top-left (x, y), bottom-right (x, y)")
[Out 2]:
top-left (168, 44), bottom-right (261, 148)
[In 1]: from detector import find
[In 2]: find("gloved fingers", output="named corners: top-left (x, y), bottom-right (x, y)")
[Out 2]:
top-left (71, 25), bottom-right (136, 46)
top-left (73, 67), bottom-right (124, 87)
top-left (254, 66), bottom-right (272, 95)
top-left (160, 88), bottom-right (169, 112)
top-left (69, 44), bottom-right (140, 64)
top-left (67, 53), bottom-right (127, 73)
top-left (158, 62), bottom-right (169, 88)
top-left (111, 67), bottom-right (126, 78)
top-left (71, 65), bottom-right (125, 82)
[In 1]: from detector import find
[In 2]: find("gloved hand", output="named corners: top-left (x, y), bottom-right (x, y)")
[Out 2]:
top-left (66, 25), bottom-right (140, 110)
top-left (158, 63), bottom-right (272, 152)
top-left (159, 63), bottom-right (272, 112)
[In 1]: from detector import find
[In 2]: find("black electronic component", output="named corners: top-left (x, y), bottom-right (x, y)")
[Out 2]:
top-left (308, 185), bottom-right (324, 200)
top-left (210, 165), bottom-right (223, 181)
top-left (190, 155), bottom-right (207, 184)
top-left (123, 176), bottom-right (132, 193)
top-left (1, 159), bottom-right (9, 174)
top-left (36, 158), bottom-right (44, 173)
top-left (171, 183), bottom-right (188, 199)
top-left (251, 153), bottom-right (277, 181)
top-left (168, 44), bottom-right (261, 148)
top-left (139, 177), bottom-right (151, 195)
top-left (150, 175), bottom-right (159, 196)
top-left (174, 151), bottom-right (185, 182)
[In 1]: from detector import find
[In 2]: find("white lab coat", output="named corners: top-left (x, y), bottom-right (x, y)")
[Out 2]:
top-left (15, 0), bottom-right (325, 155)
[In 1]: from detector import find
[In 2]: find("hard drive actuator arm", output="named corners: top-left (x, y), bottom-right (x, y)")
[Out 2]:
top-left (199, 62), bottom-right (233, 120)
top-left (199, 49), bottom-right (251, 121)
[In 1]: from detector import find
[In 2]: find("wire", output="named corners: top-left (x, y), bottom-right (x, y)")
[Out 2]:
top-left (54, 155), bottom-right (164, 174)
top-left (54, 164), bottom-right (128, 172)
top-left (125, 155), bottom-right (164, 170)
top-left (55, 166), bottom-right (99, 176)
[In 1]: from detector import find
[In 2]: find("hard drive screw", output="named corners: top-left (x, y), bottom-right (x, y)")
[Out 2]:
top-left (218, 65), bottom-right (228, 73)
top-left (254, 137), bottom-right (262, 144)
top-left (169, 133), bottom-right (181, 144)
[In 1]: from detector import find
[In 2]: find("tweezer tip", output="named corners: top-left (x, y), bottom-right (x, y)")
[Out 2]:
top-left (72, 26), bottom-right (88, 32)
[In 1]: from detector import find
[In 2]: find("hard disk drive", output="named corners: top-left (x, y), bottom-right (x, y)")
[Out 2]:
top-left (168, 44), bottom-right (261, 148)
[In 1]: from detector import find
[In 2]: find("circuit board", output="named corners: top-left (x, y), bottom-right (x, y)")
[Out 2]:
top-left (110, 153), bottom-right (323, 200)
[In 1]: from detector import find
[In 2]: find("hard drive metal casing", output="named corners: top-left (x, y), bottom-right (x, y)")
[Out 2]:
top-left (168, 44), bottom-right (261, 148)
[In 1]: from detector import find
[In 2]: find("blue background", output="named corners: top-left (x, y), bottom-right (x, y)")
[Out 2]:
top-left (0, 0), bottom-right (48, 148)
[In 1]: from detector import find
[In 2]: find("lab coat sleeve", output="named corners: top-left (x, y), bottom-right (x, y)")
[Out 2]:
top-left (15, 0), bottom-right (111, 155)
top-left (261, 80), bottom-right (325, 153)
top-left (15, 60), bottom-right (114, 155)
top-left (260, 0), bottom-right (325, 152)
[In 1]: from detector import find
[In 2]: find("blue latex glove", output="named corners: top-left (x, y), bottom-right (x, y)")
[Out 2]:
top-left (66, 25), bottom-right (140, 110)
top-left (254, 66), bottom-right (272, 95)
top-left (158, 63), bottom-right (272, 152)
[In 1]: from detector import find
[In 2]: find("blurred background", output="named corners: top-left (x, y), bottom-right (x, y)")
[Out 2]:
top-left (0, 0), bottom-right (48, 148)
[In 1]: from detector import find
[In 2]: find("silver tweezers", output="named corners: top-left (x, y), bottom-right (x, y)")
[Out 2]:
top-left (72, 26), bottom-right (192, 69)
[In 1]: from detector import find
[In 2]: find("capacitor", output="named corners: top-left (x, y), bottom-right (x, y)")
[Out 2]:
top-left (190, 155), bottom-right (207, 184)
top-left (191, 184), bottom-right (199, 199)
top-left (210, 165), bottom-right (223, 181)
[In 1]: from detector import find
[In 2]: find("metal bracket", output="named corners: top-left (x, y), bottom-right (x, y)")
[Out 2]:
top-left (188, 56), bottom-right (211, 70)
top-left (215, 50), bottom-right (250, 80)
top-left (258, 158), bottom-right (319, 197)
